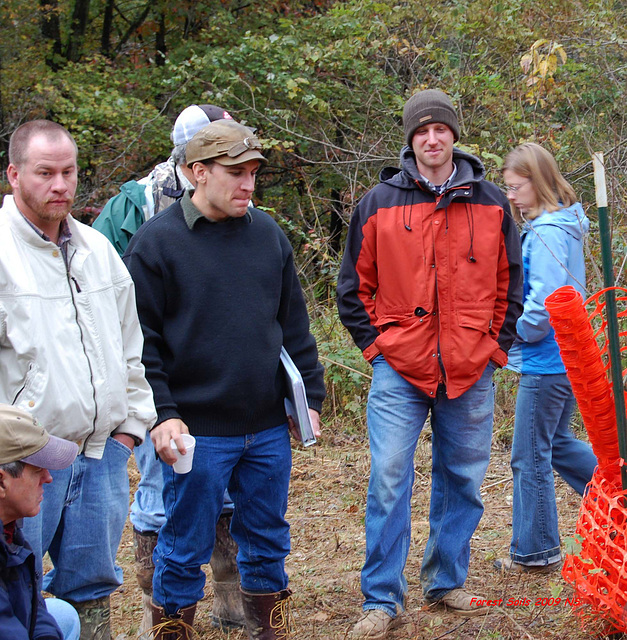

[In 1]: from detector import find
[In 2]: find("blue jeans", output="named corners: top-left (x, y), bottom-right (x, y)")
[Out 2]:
top-left (362, 357), bottom-right (495, 614)
top-left (510, 373), bottom-right (597, 565)
top-left (130, 435), bottom-right (234, 534)
top-left (153, 424), bottom-right (292, 615)
top-left (21, 437), bottom-right (131, 600)
top-left (45, 598), bottom-right (80, 640)
top-left (131, 435), bottom-right (166, 533)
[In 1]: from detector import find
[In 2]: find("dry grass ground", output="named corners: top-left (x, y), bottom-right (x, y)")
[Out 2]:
top-left (103, 419), bottom-right (600, 640)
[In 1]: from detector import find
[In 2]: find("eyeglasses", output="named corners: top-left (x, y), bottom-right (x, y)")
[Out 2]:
top-left (504, 180), bottom-right (530, 194)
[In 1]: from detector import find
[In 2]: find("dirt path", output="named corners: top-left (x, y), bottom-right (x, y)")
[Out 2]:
top-left (109, 428), bottom-right (595, 639)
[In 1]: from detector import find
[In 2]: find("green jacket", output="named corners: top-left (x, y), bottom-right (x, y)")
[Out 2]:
top-left (92, 180), bottom-right (146, 256)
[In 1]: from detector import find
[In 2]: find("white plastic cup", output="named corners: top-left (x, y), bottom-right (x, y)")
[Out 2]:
top-left (170, 434), bottom-right (196, 474)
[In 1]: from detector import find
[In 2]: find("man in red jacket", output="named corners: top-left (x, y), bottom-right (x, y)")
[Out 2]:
top-left (337, 89), bottom-right (523, 638)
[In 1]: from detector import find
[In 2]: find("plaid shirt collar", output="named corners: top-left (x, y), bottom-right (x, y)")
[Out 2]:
top-left (420, 163), bottom-right (458, 195)
top-left (21, 213), bottom-right (72, 247)
top-left (20, 213), bottom-right (73, 263)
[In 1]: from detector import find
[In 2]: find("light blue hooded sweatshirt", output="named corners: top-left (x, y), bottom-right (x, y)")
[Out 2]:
top-left (507, 202), bottom-right (589, 374)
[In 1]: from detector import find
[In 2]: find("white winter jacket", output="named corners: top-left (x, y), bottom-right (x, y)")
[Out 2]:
top-left (0, 195), bottom-right (156, 459)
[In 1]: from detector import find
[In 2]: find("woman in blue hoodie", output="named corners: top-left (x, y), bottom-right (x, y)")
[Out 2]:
top-left (494, 143), bottom-right (597, 574)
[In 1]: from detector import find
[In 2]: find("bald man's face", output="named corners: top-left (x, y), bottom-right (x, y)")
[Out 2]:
top-left (7, 134), bottom-right (77, 232)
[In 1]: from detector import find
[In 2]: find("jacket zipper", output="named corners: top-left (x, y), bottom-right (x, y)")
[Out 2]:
top-left (432, 195), bottom-right (447, 389)
top-left (65, 248), bottom-right (98, 449)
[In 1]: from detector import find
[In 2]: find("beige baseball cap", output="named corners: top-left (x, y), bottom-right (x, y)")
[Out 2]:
top-left (186, 120), bottom-right (267, 167)
top-left (0, 404), bottom-right (78, 470)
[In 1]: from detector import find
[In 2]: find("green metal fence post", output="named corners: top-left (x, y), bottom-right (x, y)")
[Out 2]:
top-left (593, 152), bottom-right (627, 491)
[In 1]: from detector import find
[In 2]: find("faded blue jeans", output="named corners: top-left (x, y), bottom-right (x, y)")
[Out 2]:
top-left (21, 437), bottom-right (130, 601)
top-left (361, 356), bottom-right (496, 615)
top-left (153, 424), bottom-right (292, 615)
top-left (130, 435), bottom-right (166, 533)
top-left (45, 598), bottom-right (80, 640)
top-left (510, 373), bottom-right (597, 565)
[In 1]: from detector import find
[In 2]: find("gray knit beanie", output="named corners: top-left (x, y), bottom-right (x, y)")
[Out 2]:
top-left (403, 90), bottom-right (460, 144)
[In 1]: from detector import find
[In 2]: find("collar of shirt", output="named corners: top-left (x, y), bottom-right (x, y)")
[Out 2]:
top-left (20, 213), bottom-right (72, 249)
top-left (420, 163), bottom-right (458, 195)
top-left (180, 190), bottom-right (253, 229)
top-left (180, 189), bottom-right (209, 230)
top-left (3, 520), bottom-right (16, 545)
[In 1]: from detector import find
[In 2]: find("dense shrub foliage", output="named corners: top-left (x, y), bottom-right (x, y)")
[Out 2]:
top-left (1, 0), bottom-right (625, 423)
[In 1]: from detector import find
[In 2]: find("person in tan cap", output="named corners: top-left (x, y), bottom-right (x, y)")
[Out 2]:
top-left (95, 104), bottom-right (248, 634)
top-left (123, 119), bottom-right (326, 639)
top-left (0, 404), bottom-right (80, 639)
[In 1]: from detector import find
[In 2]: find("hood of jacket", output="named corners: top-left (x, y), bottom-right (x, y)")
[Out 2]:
top-left (379, 145), bottom-right (486, 192)
top-left (524, 202), bottom-right (589, 240)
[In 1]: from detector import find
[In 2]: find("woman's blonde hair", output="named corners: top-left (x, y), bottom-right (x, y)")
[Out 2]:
top-left (503, 143), bottom-right (576, 214)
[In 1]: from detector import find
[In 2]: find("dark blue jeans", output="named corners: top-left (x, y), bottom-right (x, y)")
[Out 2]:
top-left (130, 436), bottom-right (234, 534)
top-left (510, 373), bottom-right (597, 565)
top-left (153, 424), bottom-right (292, 614)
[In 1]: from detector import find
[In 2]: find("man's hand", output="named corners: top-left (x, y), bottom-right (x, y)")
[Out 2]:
top-left (151, 418), bottom-right (190, 465)
top-left (287, 409), bottom-right (321, 442)
top-left (309, 409), bottom-right (321, 438)
top-left (112, 433), bottom-right (136, 451)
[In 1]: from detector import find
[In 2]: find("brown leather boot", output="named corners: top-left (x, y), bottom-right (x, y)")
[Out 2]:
top-left (133, 528), bottom-right (159, 634)
top-left (240, 588), bottom-right (293, 639)
top-left (209, 512), bottom-right (245, 629)
top-left (143, 600), bottom-right (197, 640)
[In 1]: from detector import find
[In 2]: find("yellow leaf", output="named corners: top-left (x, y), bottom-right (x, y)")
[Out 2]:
top-left (532, 49), bottom-right (541, 69)
top-left (554, 44), bottom-right (567, 63)
top-left (538, 59), bottom-right (549, 78)
top-left (531, 38), bottom-right (549, 51)
top-left (520, 53), bottom-right (532, 73)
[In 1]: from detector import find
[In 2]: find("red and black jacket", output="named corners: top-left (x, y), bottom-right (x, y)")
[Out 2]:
top-left (337, 147), bottom-right (523, 399)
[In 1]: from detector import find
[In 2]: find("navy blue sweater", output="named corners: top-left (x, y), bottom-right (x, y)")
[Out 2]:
top-left (123, 195), bottom-right (325, 437)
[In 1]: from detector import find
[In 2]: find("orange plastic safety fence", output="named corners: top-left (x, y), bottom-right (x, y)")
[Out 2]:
top-left (545, 285), bottom-right (627, 633)
top-left (562, 462), bottom-right (627, 633)
top-left (545, 285), bottom-right (626, 466)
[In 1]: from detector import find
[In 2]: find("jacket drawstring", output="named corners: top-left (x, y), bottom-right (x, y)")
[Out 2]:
top-left (465, 202), bottom-right (476, 263)
top-left (403, 190), bottom-right (412, 231)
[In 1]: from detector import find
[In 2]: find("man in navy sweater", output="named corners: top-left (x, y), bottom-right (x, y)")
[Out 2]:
top-left (124, 119), bottom-right (326, 639)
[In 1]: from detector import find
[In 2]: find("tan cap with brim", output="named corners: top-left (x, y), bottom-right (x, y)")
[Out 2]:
top-left (186, 120), bottom-right (267, 167)
top-left (0, 404), bottom-right (78, 470)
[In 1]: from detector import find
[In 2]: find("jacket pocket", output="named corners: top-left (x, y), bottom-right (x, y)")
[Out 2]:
top-left (12, 362), bottom-right (42, 407)
top-left (457, 308), bottom-right (493, 334)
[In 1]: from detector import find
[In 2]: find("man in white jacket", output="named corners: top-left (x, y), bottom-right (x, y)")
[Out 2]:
top-left (0, 120), bottom-right (157, 640)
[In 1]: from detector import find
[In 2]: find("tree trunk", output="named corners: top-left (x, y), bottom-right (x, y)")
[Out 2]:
top-left (155, 10), bottom-right (166, 66)
top-left (329, 188), bottom-right (344, 256)
top-left (64, 0), bottom-right (92, 63)
top-left (113, 1), bottom-right (152, 58)
top-left (39, 0), bottom-right (63, 68)
top-left (100, 0), bottom-right (115, 58)
top-left (329, 124), bottom-right (346, 255)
